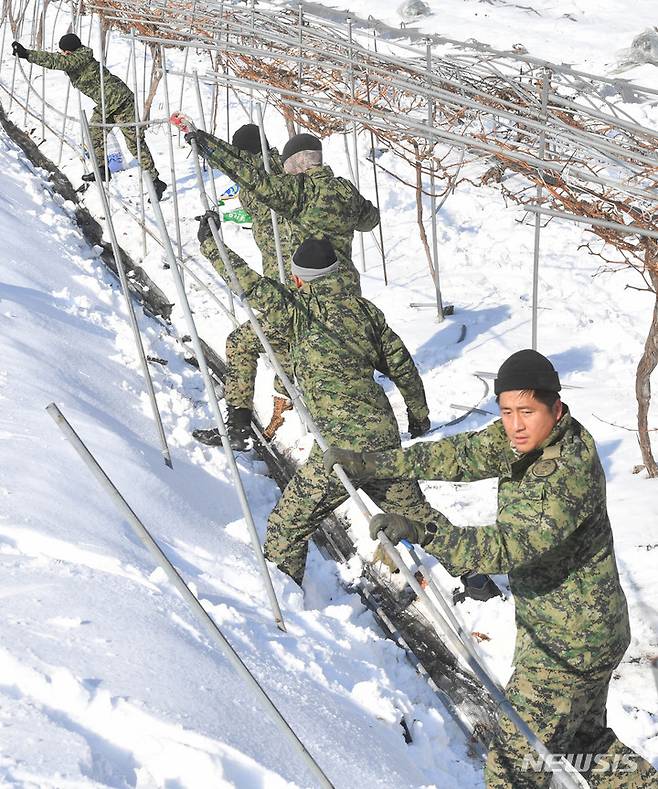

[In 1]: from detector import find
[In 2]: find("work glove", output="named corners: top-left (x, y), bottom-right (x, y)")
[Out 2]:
top-left (407, 412), bottom-right (430, 438)
top-left (323, 446), bottom-right (373, 479)
top-left (195, 210), bottom-right (221, 244)
top-left (369, 512), bottom-right (430, 547)
top-left (12, 41), bottom-right (28, 59)
top-left (170, 111), bottom-right (197, 141)
top-left (453, 572), bottom-right (503, 605)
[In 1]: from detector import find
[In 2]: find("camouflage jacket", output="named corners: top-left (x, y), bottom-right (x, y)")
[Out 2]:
top-left (202, 237), bottom-right (428, 448)
top-left (363, 409), bottom-right (631, 673)
top-left (26, 46), bottom-right (133, 115)
top-left (236, 148), bottom-right (291, 283)
top-left (196, 130), bottom-right (380, 294)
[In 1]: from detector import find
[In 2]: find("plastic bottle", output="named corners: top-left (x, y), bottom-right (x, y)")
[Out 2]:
top-left (106, 130), bottom-right (124, 173)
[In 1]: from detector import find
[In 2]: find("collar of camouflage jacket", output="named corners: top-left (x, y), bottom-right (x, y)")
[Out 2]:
top-left (298, 271), bottom-right (347, 296)
top-left (302, 164), bottom-right (334, 180)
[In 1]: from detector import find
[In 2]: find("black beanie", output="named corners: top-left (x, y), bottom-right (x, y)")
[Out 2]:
top-left (494, 349), bottom-right (561, 395)
top-left (281, 133), bottom-right (322, 164)
top-left (59, 33), bottom-right (82, 52)
top-left (232, 124), bottom-right (264, 155)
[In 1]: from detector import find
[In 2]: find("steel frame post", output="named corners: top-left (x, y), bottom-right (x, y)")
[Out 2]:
top-left (160, 45), bottom-right (183, 265)
top-left (22, 0), bottom-right (39, 126)
top-left (426, 39), bottom-right (444, 322)
top-left (144, 172), bottom-right (287, 635)
top-left (366, 27), bottom-right (387, 285)
top-left (255, 102), bottom-right (286, 284)
top-left (97, 20), bottom-right (110, 206)
top-left (192, 68), bottom-right (220, 207)
top-left (531, 69), bottom-right (550, 351)
top-left (45, 403), bottom-right (333, 789)
top-left (39, 0), bottom-right (44, 140)
top-left (130, 28), bottom-right (146, 258)
top-left (80, 110), bottom-right (172, 469)
top-left (346, 16), bottom-right (366, 272)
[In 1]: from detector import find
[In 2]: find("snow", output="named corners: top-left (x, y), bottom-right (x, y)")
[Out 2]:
top-left (1, 0), bottom-right (657, 786)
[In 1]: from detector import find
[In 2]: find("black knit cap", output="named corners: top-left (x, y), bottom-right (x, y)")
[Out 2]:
top-left (494, 349), bottom-right (561, 395)
top-left (292, 237), bottom-right (337, 270)
top-left (232, 124), bottom-right (264, 155)
top-left (59, 33), bottom-right (82, 52)
top-left (281, 132), bottom-right (322, 164)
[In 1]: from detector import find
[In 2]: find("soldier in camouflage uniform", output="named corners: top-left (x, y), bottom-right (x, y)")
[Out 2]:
top-left (170, 113), bottom-right (380, 296)
top-left (197, 215), bottom-right (442, 585)
top-left (324, 349), bottom-right (657, 788)
top-left (191, 124), bottom-right (295, 449)
top-left (13, 34), bottom-right (166, 199)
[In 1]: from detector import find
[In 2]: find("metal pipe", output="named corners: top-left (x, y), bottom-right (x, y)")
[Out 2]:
top-left (130, 28), bottom-right (147, 259)
top-left (524, 205), bottom-right (658, 241)
top-left (45, 402), bottom-right (333, 789)
top-left (192, 68), bottom-right (220, 207)
top-left (144, 171), bottom-right (287, 635)
top-left (426, 40), bottom-right (444, 322)
top-left (97, 21), bottom-right (109, 202)
top-left (160, 46), bottom-right (183, 265)
top-left (255, 102), bottom-right (287, 284)
top-left (346, 16), bottom-right (366, 273)
top-left (81, 110), bottom-right (173, 469)
top-left (531, 70), bottom-right (550, 351)
top-left (366, 29), bottom-right (387, 285)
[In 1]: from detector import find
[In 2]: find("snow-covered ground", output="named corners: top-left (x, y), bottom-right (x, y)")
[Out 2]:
top-left (0, 0), bottom-right (657, 786)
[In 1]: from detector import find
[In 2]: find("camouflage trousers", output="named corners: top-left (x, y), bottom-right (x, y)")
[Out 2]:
top-left (90, 103), bottom-right (158, 177)
top-left (486, 650), bottom-right (657, 788)
top-left (225, 320), bottom-right (293, 409)
top-left (264, 443), bottom-right (449, 585)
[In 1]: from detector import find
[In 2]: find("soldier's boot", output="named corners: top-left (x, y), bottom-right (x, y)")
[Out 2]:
top-left (192, 426), bottom-right (223, 447)
top-left (226, 405), bottom-right (253, 451)
top-left (192, 407), bottom-right (253, 451)
top-left (262, 396), bottom-right (293, 441)
top-left (153, 178), bottom-right (167, 202)
top-left (82, 166), bottom-right (111, 183)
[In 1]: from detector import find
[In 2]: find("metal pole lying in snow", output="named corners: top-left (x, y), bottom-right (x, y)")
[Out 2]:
top-left (80, 110), bottom-right (172, 469)
top-left (144, 171), bottom-right (286, 635)
top-left (45, 402), bottom-right (333, 789)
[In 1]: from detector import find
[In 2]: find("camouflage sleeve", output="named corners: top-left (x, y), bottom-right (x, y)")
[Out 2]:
top-left (196, 131), bottom-right (305, 219)
top-left (425, 471), bottom-right (597, 575)
top-left (371, 304), bottom-right (428, 421)
top-left (363, 420), bottom-right (510, 482)
top-left (355, 197), bottom-right (380, 232)
top-left (199, 236), bottom-right (292, 323)
top-left (26, 49), bottom-right (72, 72)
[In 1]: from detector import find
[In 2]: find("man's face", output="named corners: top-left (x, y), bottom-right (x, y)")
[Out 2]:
top-left (499, 390), bottom-right (562, 453)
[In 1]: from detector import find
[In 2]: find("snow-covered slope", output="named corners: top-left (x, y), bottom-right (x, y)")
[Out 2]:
top-left (1, 0), bottom-right (657, 784)
top-left (0, 127), bottom-right (485, 787)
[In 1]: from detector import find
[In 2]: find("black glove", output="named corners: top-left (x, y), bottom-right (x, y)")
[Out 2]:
top-left (195, 210), bottom-right (221, 244)
top-left (369, 512), bottom-right (427, 546)
top-left (453, 572), bottom-right (502, 605)
top-left (408, 413), bottom-right (431, 438)
top-left (184, 130), bottom-right (198, 145)
top-left (12, 41), bottom-right (28, 59)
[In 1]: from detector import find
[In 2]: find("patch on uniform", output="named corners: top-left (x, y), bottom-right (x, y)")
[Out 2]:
top-left (532, 459), bottom-right (557, 478)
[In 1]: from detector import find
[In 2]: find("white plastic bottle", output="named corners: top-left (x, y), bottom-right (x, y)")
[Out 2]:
top-left (106, 130), bottom-right (124, 173)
